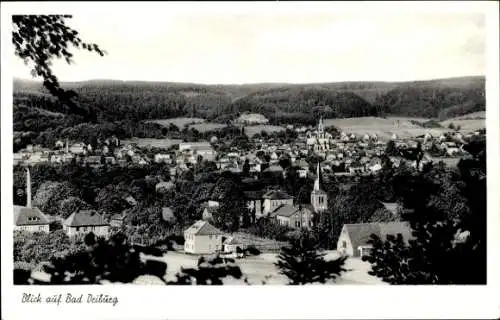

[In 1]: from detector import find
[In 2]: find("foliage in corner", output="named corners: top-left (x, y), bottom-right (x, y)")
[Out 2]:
top-left (12, 15), bottom-right (106, 115)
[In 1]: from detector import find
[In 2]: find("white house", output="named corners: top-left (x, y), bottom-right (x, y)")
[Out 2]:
top-left (184, 220), bottom-right (224, 255)
top-left (336, 222), bottom-right (412, 258)
top-left (178, 142), bottom-right (216, 162)
top-left (62, 210), bottom-right (110, 238)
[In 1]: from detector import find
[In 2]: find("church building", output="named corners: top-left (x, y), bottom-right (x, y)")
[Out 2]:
top-left (306, 117), bottom-right (333, 154)
top-left (270, 163), bottom-right (328, 229)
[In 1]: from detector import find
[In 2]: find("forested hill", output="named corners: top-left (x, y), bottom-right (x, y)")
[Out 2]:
top-left (13, 75), bottom-right (485, 125)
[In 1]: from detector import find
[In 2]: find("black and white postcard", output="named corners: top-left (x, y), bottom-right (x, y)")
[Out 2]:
top-left (1, 1), bottom-right (499, 319)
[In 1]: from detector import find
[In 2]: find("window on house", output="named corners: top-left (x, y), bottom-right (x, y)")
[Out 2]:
top-left (76, 227), bottom-right (80, 232)
top-left (342, 241), bottom-right (347, 248)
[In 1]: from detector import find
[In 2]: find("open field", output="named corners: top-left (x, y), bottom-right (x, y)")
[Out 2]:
top-left (134, 250), bottom-right (385, 285)
top-left (385, 116), bottom-right (432, 123)
top-left (324, 116), bottom-right (449, 139)
top-left (147, 117), bottom-right (227, 133)
top-left (188, 123), bottom-right (227, 132)
top-left (244, 125), bottom-right (286, 138)
top-left (122, 138), bottom-right (183, 148)
top-left (444, 111), bottom-right (485, 120)
top-left (147, 114), bottom-right (484, 140)
top-left (147, 118), bottom-right (287, 137)
top-left (147, 117), bottom-right (206, 128)
top-left (439, 112), bottom-right (486, 132)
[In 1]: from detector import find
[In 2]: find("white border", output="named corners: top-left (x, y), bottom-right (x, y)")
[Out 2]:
top-left (2, 2), bottom-right (499, 320)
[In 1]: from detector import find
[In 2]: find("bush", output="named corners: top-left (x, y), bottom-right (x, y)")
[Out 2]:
top-left (49, 220), bottom-right (63, 231)
top-left (245, 245), bottom-right (261, 256)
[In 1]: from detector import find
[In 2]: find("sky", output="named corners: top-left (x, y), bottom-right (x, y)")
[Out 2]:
top-left (11, 4), bottom-right (487, 84)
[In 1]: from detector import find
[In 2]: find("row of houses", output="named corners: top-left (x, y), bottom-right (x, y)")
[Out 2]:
top-left (14, 167), bottom-right (465, 260)
top-left (182, 218), bottom-right (415, 259)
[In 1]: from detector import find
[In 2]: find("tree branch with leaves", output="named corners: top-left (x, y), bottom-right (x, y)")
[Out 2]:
top-left (12, 15), bottom-right (106, 114)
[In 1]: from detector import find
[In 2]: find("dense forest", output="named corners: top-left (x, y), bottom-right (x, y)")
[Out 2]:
top-left (13, 76), bottom-right (485, 149)
top-left (14, 76), bottom-right (485, 122)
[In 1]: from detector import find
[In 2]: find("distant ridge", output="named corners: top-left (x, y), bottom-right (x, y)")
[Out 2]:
top-left (13, 75), bottom-right (485, 123)
top-left (13, 75), bottom-right (485, 88)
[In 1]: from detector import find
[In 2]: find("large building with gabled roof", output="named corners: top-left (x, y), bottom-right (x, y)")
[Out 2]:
top-left (269, 163), bottom-right (328, 230)
top-left (336, 221), bottom-right (412, 258)
top-left (14, 206), bottom-right (50, 233)
top-left (62, 210), bottom-right (110, 238)
top-left (184, 220), bottom-right (224, 254)
top-left (262, 189), bottom-right (294, 215)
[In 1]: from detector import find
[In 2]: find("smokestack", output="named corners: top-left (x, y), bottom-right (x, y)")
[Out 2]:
top-left (66, 139), bottom-right (69, 154)
top-left (26, 167), bottom-right (32, 208)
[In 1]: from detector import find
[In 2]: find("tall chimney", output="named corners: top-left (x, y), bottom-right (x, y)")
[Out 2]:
top-left (26, 167), bottom-right (32, 208)
top-left (66, 139), bottom-right (69, 154)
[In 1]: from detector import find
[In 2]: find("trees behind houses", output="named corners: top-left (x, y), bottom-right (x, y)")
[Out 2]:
top-left (363, 140), bottom-right (486, 284)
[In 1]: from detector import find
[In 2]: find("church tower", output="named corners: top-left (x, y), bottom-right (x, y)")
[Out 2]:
top-left (317, 117), bottom-right (325, 140)
top-left (311, 163), bottom-right (327, 213)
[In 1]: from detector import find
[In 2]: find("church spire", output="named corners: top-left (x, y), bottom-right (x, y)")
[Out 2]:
top-left (314, 162), bottom-right (321, 191)
top-left (318, 116), bottom-right (324, 133)
top-left (311, 161), bottom-right (327, 213)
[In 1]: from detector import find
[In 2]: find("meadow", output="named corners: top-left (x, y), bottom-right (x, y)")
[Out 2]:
top-left (188, 123), bottom-right (227, 132)
top-left (148, 117), bottom-right (287, 137)
top-left (439, 111), bottom-right (486, 132)
top-left (244, 125), bottom-right (285, 138)
top-left (324, 117), bottom-right (446, 139)
top-left (146, 113), bottom-right (485, 142)
top-left (121, 138), bottom-right (183, 149)
top-left (146, 117), bottom-right (206, 128)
